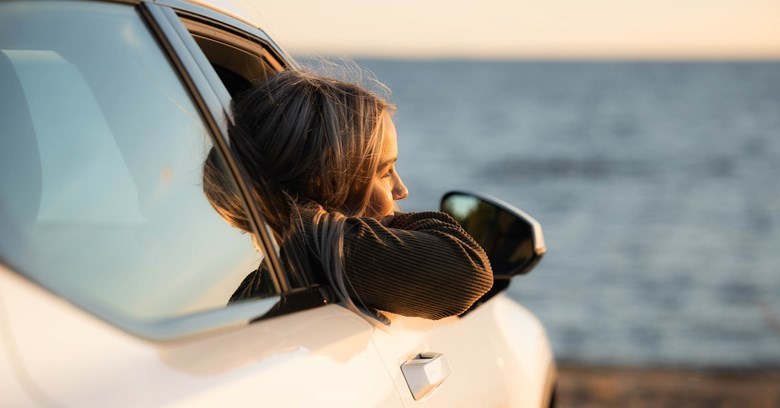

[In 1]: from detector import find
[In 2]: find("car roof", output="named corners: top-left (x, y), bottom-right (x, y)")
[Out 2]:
top-left (180, 0), bottom-right (263, 29)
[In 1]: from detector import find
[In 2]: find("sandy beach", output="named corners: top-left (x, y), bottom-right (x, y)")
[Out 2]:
top-left (556, 365), bottom-right (780, 407)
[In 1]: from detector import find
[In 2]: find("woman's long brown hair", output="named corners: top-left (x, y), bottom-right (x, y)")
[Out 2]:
top-left (203, 68), bottom-right (393, 313)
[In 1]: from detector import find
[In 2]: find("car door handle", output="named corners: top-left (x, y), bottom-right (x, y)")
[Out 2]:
top-left (400, 352), bottom-right (451, 400)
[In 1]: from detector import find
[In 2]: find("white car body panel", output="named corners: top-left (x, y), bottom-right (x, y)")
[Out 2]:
top-left (0, 264), bottom-right (403, 407)
top-left (372, 299), bottom-right (553, 407)
top-left (1, 259), bottom-right (553, 407)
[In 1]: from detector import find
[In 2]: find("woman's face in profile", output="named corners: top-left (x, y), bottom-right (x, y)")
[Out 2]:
top-left (368, 111), bottom-right (408, 217)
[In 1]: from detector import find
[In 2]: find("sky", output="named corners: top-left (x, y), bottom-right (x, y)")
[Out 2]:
top-left (230, 0), bottom-right (780, 59)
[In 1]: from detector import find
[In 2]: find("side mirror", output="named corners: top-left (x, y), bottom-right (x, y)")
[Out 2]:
top-left (440, 191), bottom-right (545, 279)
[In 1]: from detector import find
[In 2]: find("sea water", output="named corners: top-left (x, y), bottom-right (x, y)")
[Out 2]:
top-left (356, 60), bottom-right (780, 367)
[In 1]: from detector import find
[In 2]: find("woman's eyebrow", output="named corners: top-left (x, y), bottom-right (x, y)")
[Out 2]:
top-left (378, 157), bottom-right (397, 169)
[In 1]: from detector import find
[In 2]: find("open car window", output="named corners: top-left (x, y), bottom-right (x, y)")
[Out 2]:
top-left (183, 18), bottom-right (283, 96)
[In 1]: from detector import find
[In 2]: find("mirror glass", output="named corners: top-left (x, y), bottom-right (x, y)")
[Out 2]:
top-left (441, 192), bottom-right (544, 278)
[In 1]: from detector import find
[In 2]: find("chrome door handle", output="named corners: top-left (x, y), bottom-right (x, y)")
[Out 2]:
top-left (401, 352), bottom-right (451, 400)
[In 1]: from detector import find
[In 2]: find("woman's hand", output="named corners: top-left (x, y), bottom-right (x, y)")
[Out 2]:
top-left (380, 211), bottom-right (404, 227)
top-left (380, 214), bottom-right (394, 227)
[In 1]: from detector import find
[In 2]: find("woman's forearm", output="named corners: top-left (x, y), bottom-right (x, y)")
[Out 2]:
top-left (340, 212), bottom-right (493, 320)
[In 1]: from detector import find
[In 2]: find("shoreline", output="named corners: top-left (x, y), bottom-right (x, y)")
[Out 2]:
top-left (556, 365), bottom-right (780, 407)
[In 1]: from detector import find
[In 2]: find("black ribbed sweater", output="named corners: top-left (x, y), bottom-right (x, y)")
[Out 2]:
top-left (229, 211), bottom-right (494, 320)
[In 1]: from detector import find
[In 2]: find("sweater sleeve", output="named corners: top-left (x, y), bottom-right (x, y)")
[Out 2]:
top-left (338, 211), bottom-right (494, 320)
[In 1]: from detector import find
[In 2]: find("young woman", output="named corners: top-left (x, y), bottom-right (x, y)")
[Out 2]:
top-left (203, 69), bottom-right (492, 320)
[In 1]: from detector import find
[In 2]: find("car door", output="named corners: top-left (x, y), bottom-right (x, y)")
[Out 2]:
top-left (369, 299), bottom-right (554, 407)
top-left (0, 1), bottom-right (402, 406)
top-left (369, 312), bottom-right (507, 407)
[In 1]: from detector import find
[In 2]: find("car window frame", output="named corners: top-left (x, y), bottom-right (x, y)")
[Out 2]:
top-left (142, 1), bottom-right (339, 323)
top-left (141, 2), bottom-right (291, 293)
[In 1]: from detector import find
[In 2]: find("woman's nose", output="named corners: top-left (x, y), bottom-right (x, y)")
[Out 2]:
top-left (393, 173), bottom-right (408, 200)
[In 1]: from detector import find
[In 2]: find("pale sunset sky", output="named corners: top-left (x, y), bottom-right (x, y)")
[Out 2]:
top-left (227, 0), bottom-right (780, 59)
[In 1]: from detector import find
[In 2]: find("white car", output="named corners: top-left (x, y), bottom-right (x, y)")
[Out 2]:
top-left (0, 0), bottom-right (556, 406)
